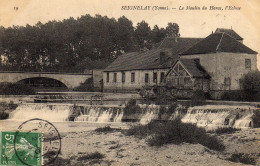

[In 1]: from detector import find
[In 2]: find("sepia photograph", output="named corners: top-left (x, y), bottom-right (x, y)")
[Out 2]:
top-left (0, 0), bottom-right (259, 165)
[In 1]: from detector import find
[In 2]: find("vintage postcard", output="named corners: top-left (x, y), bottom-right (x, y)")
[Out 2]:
top-left (0, 0), bottom-right (259, 165)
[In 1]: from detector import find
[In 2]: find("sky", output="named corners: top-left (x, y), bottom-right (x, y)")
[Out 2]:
top-left (0, 0), bottom-right (260, 67)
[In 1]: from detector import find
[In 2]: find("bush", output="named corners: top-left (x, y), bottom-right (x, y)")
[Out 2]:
top-left (0, 82), bottom-right (35, 95)
top-left (214, 127), bottom-right (241, 135)
top-left (228, 153), bottom-right (257, 165)
top-left (77, 152), bottom-right (105, 161)
top-left (0, 111), bottom-right (9, 119)
top-left (49, 157), bottom-right (71, 166)
top-left (252, 110), bottom-right (260, 128)
top-left (95, 126), bottom-right (120, 133)
top-left (0, 102), bottom-right (18, 120)
top-left (123, 99), bottom-right (141, 115)
top-left (73, 78), bottom-right (94, 92)
top-left (124, 118), bottom-right (225, 151)
top-left (154, 91), bottom-right (176, 105)
top-left (221, 91), bottom-right (245, 101)
top-left (191, 90), bottom-right (207, 106)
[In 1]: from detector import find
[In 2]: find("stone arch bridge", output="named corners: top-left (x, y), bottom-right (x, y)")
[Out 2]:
top-left (0, 71), bottom-right (92, 90)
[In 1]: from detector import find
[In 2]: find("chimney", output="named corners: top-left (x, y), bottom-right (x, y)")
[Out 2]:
top-left (160, 52), bottom-right (166, 64)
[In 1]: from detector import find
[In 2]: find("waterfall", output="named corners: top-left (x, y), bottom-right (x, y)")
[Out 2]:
top-left (139, 104), bottom-right (160, 124)
top-left (9, 104), bottom-right (72, 122)
top-left (7, 103), bottom-right (257, 128)
top-left (74, 106), bottom-right (124, 122)
top-left (181, 105), bottom-right (255, 128)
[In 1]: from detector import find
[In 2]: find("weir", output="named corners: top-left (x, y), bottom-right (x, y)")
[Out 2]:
top-left (8, 103), bottom-right (257, 128)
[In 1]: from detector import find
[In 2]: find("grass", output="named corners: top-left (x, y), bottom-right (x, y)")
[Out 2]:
top-left (252, 110), bottom-right (260, 128)
top-left (214, 127), bottom-right (241, 135)
top-left (95, 126), bottom-right (121, 133)
top-left (48, 157), bottom-right (71, 166)
top-left (77, 152), bottom-right (105, 161)
top-left (227, 153), bottom-right (257, 165)
top-left (124, 118), bottom-right (225, 151)
top-left (0, 111), bottom-right (9, 120)
top-left (0, 102), bottom-right (18, 120)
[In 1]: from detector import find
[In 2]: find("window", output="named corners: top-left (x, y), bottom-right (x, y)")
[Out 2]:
top-left (122, 72), bottom-right (125, 83)
top-left (145, 73), bottom-right (149, 83)
top-left (224, 77), bottom-right (231, 90)
top-left (179, 78), bottom-right (184, 85)
top-left (106, 72), bottom-right (109, 83)
top-left (160, 72), bottom-right (165, 83)
top-left (245, 59), bottom-right (251, 70)
top-left (131, 72), bottom-right (135, 83)
top-left (153, 72), bottom-right (157, 83)
top-left (113, 73), bottom-right (117, 82)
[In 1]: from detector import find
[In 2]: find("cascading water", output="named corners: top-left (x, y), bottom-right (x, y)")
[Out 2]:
top-left (139, 104), bottom-right (160, 124)
top-left (181, 105), bottom-right (256, 128)
top-left (9, 104), bottom-right (72, 122)
top-left (74, 106), bottom-right (124, 122)
top-left (7, 103), bottom-right (257, 128)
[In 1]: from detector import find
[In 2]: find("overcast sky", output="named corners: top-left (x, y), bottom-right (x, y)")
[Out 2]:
top-left (1, 0), bottom-right (260, 67)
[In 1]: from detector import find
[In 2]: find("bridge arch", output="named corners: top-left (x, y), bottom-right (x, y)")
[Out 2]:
top-left (15, 76), bottom-right (71, 90)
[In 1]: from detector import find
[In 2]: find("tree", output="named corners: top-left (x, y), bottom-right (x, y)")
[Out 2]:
top-left (151, 25), bottom-right (166, 43)
top-left (134, 20), bottom-right (151, 49)
top-left (116, 16), bottom-right (136, 52)
top-left (165, 23), bottom-right (180, 37)
top-left (240, 70), bottom-right (260, 101)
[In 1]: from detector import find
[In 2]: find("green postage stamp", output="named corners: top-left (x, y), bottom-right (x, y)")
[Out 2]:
top-left (0, 131), bottom-right (42, 166)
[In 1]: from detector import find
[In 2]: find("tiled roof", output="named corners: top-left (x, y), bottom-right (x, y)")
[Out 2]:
top-left (167, 58), bottom-right (210, 78)
top-left (215, 28), bottom-right (243, 40)
top-left (180, 58), bottom-right (210, 78)
top-left (104, 37), bottom-right (202, 72)
top-left (181, 33), bottom-right (257, 55)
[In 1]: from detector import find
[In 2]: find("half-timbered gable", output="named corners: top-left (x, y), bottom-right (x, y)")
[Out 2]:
top-left (166, 59), bottom-right (210, 91)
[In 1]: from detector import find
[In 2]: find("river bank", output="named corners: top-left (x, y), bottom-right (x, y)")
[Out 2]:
top-left (57, 124), bottom-right (260, 166)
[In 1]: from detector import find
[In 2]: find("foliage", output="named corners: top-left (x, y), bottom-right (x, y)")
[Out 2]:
top-left (0, 102), bottom-right (18, 120)
top-left (214, 127), bottom-right (241, 135)
top-left (134, 20), bottom-right (152, 50)
top-left (191, 90), bottom-right (207, 106)
top-left (228, 153), bottom-right (257, 165)
top-left (124, 118), bottom-right (225, 151)
top-left (0, 111), bottom-right (9, 120)
top-left (123, 99), bottom-right (141, 115)
top-left (95, 126), bottom-right (120, 133)
top-left (221, 90), bottom-right (244, 101)
top-left (154, 91), bottom-right (177, 105)
top-left (77, 152), bottom-right (105, 161)
top-left (49, 157), bottom-right (71, 166)
top-left (165, 23), bottom-right (180, 37)
top-left (73, 78), bottom-right (94, 92)
top-left (239, 70), bottom-right (260, 101)
top-left (0, 82), bottom-right (35, 95)
top-left (0, 15), bottom-right (176, 72)
top-left (220, 71), bottom-right (260, 102)
top-left (158, 103), bottom-right (178, 116)
top-left (252, 110), bottom-right (260, 128)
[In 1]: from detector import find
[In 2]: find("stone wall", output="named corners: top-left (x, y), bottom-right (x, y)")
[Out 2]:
top-left (181, 52), bottom-right (257, 91)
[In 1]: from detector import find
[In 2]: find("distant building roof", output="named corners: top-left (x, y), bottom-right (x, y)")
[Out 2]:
top-left (215, 28), bottom-right (243, 40)
top-left (104, 37), bottom-right (202, 72)
top-left (181, 32), bottom-right (257, 55)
